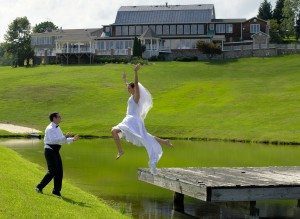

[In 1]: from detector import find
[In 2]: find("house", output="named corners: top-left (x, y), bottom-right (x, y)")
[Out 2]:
top-left (31, 28), bottom-right (102, 64)
top-left (31, 4), bottom-right (270, 62)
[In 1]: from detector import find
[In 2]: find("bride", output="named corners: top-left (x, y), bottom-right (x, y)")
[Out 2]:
top-left (111, 64), bottom-right (172, 174)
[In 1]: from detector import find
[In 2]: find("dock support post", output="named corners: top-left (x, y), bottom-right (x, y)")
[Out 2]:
top-left (250, 201), bottom-right (259, 216)
top-left (173, 192), bottom-right (184, 213)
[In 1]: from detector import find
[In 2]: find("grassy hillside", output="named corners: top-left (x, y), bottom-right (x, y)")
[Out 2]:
top-left (0, 146), bottom-right (128, 218)
top-left (0, 55), bottom-right (299, 142)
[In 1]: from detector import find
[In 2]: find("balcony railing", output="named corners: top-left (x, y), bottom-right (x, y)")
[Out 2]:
top-left (96, 49), bottom-right (132, 56)
top-left (56, 48), bottom-right (95, 53)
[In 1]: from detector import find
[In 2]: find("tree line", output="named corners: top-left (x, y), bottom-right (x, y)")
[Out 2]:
top-left (258, 0), bottom-right (300, 42)
top-left (0, 17), bottom-right (58, 67)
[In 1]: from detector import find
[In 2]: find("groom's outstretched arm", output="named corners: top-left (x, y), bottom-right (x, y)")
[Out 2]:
top-left (47, 128), bottom-right (79, 145)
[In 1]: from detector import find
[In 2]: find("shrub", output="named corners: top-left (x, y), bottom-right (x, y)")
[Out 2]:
top-left (175, 56), bottom-right (198, 62)
top-left (130, 56), bottom-right (148, 65)
top-left (95, 57), bottom-right (129, 64)
top-left (149, 54), bottom-right (166, 61)
top-left (196, 41), bottom-right (222, 59)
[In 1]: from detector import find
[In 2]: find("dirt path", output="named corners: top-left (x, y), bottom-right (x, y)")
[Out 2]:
top-left (0, 123), bottom-right (41, 134)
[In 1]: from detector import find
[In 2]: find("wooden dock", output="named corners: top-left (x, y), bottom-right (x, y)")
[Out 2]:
top-left (138, 167), bottom-right (300, 216)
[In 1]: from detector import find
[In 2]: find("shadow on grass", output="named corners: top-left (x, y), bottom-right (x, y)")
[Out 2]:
top-left (62, 196), bottom-right (92, 208)
top-left (41, 193), bottom-right (91, 208)
top-left (60, 63), bottom-right (106, 67)
top-left (204, 58), bottom-right (239, 66)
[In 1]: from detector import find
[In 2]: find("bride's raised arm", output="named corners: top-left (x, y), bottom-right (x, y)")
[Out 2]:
top-left (133, 64), bottom-right (140, 103)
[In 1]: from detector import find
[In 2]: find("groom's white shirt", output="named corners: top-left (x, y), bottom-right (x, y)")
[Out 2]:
top-left (44, 122), bottom-right (74, 149)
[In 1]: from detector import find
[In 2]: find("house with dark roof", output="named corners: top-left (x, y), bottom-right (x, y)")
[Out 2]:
top-left (31, 3), bottom-right (269, 62)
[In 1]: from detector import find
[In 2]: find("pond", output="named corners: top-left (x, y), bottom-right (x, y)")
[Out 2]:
top-left (2, 138), bottom-right (300, 218)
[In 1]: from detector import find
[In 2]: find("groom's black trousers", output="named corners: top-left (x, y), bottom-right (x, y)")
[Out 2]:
top-left (37, 145), bottom-right (63, 193)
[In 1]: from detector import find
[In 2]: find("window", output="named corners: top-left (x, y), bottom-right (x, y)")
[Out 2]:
top-left (122, 26), bottom-right (128, 36)
top-left (105, 41), bottom-right (110, 50)
top-left (170, 25), bottom-right (176, 35)
top-left (116, 26), bottom-right (121, 36)
top-left (129, 26), bottom-right (135, 35)
top-left (191, 25), bottom-right (197, 34)
top-left (250, 24), bottom-right (260, 33)
top-left (226, 24), bottom-right (233, 33)
top-left (163, 25), bottom-right (169, 35)
top-left (171, 39), bottom-right (181, 49)
top-left (181, 39), bottom-right (191, 49)
top-left (198, 25), bottom-right (204, 34)
top-left (177, 25), bottom-right (183, 34)
top-left (116, 41), bottom-right (120, 49)
top-left (216, 24), bottom-right (225, 33)
top-left (101, 41), bottom-right (105, 50)
top-left (142, 25), bottom-right (148, 34)
top-left (106, 27), bottom-right (111, 32)
top-left (125, 41), bottom-right (131, 49)
top-left (97, 41), bottom-right (105, 50)
top-left (109, 41), bottom-right (114, 49)
top-left (184, 25), bottom-right (190, 35)
top-left (156, 25), bottom-right (162, 35)
top-left (120, 41), bottom-right (124, 49)
top-left (136, 26), bottom-right (142, 35)
top-left (149, 25), bottom-right (156, 32)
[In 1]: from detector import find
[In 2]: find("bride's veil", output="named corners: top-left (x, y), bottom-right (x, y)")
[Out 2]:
top-left (137, 82), bottom-right (153, 121)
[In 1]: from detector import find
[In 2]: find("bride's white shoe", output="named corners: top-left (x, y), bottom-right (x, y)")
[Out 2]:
top-left (116, 151), bottom-right (124, 160)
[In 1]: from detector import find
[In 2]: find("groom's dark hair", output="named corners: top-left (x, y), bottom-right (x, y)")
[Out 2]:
top-left (128, 82), bottom-right (135, 88)
top-left (49, 112), bottom-right (59, 121)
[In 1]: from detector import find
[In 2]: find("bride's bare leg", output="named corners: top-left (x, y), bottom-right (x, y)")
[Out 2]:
top-left (111, 129), bottom-right (124, 159)
top-left (154, 136), bottom-right (172, 147)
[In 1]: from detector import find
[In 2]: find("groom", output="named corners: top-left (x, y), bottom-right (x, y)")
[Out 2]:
top-left (36, 112), bottom-right (79, 196)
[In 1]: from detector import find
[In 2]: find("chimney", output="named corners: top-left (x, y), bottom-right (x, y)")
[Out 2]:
top-left (166, 2), bottom-right (168, 7)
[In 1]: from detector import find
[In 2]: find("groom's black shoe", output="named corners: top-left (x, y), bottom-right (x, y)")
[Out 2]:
top-left (52, 191), bottom-right (61, 197)
top-left (35, 187), bottom-right (43, 194)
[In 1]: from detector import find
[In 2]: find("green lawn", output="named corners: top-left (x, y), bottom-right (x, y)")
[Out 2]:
top-left (0, 146), bottom-right (128, 218)
top-left (0, 55), bottom-right (299, 142)
top-left (0, 130), bottom-right (11, 136)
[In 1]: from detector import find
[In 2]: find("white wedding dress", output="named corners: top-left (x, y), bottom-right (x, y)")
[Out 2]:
top-left (113, 83), bottom-right (162, 173)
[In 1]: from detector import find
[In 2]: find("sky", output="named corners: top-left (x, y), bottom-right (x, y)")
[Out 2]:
top-left (0, 0), bottom-right (277, 42)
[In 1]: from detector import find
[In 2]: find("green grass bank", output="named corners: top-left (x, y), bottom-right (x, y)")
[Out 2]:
top-left (0, 146), bottom-right (128, 218)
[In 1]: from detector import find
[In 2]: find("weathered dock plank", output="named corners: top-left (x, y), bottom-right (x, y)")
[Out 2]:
top-left (138, 167), bottom-right (300, 202)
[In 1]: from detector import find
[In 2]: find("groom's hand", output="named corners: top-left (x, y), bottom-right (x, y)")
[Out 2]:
top-left (73, 135), bottom-right (79, 141)
top-left (134, 64), bottom-right (141, 72)
top-left (65, 132), bottom-right (74, 138)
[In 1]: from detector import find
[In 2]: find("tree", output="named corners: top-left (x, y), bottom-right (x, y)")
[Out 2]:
top-left (269, 19), bottom-right (283, 43)
top-left (133, 37), bottom-right (139, 57)
top-left (258, 0), bottom-right (273, 21)
top-left (138, 39), bottom-right (142, 57)
top-left (33, 21), bottom-right (58, 33)
top-left (196, 41), bottom-right (222, 59)
top-left (133, 37), bottom-right (144, 57)
top-left (282, 0), bottom-right (296, 38)
top-left (273, 0), bottom-right (285, 24)
top-left (0, 43), bottom-right (13, 66)
top-left (4, 17), bottom-right (34, 67)
top-left (296, 12), bottom-right (300, 40)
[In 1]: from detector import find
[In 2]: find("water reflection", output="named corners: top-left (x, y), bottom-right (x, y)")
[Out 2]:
top-left (0, 138), bottom-right (40, 147)
top-left (1, 138), bottom-right (300, 218)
